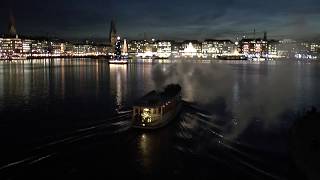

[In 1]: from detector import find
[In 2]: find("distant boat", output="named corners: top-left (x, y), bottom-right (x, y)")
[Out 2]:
top-left (9, 55), bottom-right (27, 60)
top-left (132, 84), bottom-right (182, 129)
top-left (217, 54), bottom-right (248, 60)
top-left (108, 59), bottom-right (128, 64)
top-left (108, 56), bottom-right (128, 64)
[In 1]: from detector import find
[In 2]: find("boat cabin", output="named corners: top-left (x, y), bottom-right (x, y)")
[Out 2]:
top-left (133, 84), bottom-right (181, 128)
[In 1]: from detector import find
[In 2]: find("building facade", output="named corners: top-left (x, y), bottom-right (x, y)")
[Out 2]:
top-left (156, 41), bottom-right (171, 58)
top-left (202, 39), bottom-right (234, 58)
top-left (181, 40), bottom-right (202, 58)
top-left (240, 39), bottom-right (268, 58)
top-left (0, 37), bottom-right (23, 59)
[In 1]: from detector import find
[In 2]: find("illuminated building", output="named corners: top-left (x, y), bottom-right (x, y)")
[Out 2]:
top-left (183, 42), bottom-right (197, 57)
top-left (276, 39), bottom-right (316, 59)
top-left (156, 41), bottom-right (171, 58)
top-left (181, 40), bottom-right (202, 57)
top-left (202, 39), bottom-right (234, 58)
top-left (240, 38), bottom-right (268, 58)
top-left (171, 42), bottom-right (183, 58)
top-left (73, 44), bottom-right (85, 55)
top-left (310, 43), bottom-right (320, 53)
top-left (22, 39), bottom-right (32, 55)
top-left (1, 12), bottom-right (24, 59)
top-left (0, 16), bottom-right (108, 59)
top-left (137, 41), bottom-right (154, 57)
top-left (127, 40), bottom-right (157, 57)
top-left (300, 42), bottom-right (320, 54)
top-left (29, 40), bottom-right (47, 55)
top-left (0, 38), bottom-right (3, 58)
top-left (267, 40), bottom-right (281, 58)
top-left (64, 43), bottom-right (75, 55)
top-left (73, 44), bottom-right (98, 56)
top-left (294, 42), bottom-right (318, 59)
top-left (270, 40), bottom-right (318, 59)
top-left (0, 12), bottom-right (26, 59)
top-left (0, 38), bottom-right (24, 59)
top-left (50, 42), bottom-right (63, 55)
top-left (128, 40), bottom-right (146, 54)
top-left (276, 39), bottom-right (296, 58)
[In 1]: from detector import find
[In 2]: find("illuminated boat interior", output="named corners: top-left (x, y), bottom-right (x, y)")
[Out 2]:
top-left (133, 84), bottom-right (181, 128)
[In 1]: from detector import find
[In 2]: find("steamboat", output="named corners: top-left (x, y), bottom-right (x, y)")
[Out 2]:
top-left (132, 84), bottom-right (182, 129)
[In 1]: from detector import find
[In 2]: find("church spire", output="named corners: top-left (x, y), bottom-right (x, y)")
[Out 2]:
top-left (109, 20), bottom-right (117, 46)
top-left (8, 10), bottom-right (17, 38)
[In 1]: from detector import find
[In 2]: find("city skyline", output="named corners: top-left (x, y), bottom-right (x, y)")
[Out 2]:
top-left (1, 12), bottom-right (320, 61)
top-left (1, 0), bottom-right (320, 41)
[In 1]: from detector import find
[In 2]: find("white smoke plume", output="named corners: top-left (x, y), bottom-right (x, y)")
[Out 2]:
top-left (151, 61), bottom-right (298, 140)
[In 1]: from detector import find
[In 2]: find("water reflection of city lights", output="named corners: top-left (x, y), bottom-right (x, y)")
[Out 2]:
top-left (109, 64), bottom-right (128, 108)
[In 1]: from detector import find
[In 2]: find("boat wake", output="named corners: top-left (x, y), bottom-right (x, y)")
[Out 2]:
top-left (0, 112), bottom-right (133, 177)
top-left (0, 103), bottom-right (286, 179)
top-left (176, 102), bottom-right (285, 180)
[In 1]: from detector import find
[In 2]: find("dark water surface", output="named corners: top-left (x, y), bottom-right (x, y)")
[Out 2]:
top-left (0, 59), bottom-right (319, 179)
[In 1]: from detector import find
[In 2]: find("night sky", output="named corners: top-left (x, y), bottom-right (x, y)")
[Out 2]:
top-left (1, 0), bottom-right (320, 40)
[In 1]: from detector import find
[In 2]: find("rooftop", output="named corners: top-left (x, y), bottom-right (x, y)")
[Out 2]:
top-left (134, 84), bottom-right (181, 107)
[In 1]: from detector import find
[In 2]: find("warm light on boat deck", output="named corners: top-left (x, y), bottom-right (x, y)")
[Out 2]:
top-left (142, 108), bottom-right (152, 123)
